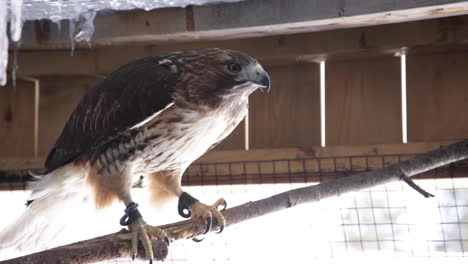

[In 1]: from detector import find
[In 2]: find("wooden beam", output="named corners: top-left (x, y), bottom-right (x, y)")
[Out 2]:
top-left (249, 64), bottom-right (321, 148)
top-left (9, 15), bottom-right (468, 77)
top-left (326, 57), bottom-right (402, 145)
top-left (0, 141), bottom-right (456, 171)
top-left (408, 51), bottom-right (468, 142)
top-left (0, 157), bottom-right (44, 171)
top-left (199, 141), bottom-right (457, 163)
top-left (0, 81), bottom-right (36, 157)
top-left (17, 1), bottom-right (468, 49)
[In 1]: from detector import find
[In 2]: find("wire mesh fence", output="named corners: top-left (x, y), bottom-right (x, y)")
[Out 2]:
top-left (160, 179), bottom-right (468, 263)
top-left (183, 153), bottom-right (468, 186)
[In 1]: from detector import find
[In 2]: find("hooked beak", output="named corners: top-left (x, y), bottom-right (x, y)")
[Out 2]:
top-left (254, 64), bottom-right (271, 92)
top-left (235, 63), bottom-right (271, 92)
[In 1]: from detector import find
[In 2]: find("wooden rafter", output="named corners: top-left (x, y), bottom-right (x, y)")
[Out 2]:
top-left (17, 1), bottom-right (468, 50)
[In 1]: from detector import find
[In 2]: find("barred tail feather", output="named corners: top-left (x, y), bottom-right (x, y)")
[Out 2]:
top-left (0, 163), bottom-right (90, 260)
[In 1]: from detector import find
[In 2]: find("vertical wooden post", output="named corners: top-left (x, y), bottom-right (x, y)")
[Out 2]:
top-left (396, 47), bottom-right (408, 144)
top-left (18, 76), bottom-right (40, 157)
top-left (320, 61), bottom-right (326, 147)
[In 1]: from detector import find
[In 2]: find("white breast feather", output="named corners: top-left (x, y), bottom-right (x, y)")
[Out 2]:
top-left (133, 86), bottom-right (252, 174)
top-left (171, 90), bottom-right (250, 167)
top-left (175, 114), bottom-right (230, 166)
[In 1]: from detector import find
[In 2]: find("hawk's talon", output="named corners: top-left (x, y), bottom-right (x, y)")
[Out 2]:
top-left (178, 194), bottom-right (226, 240)
top-left (204, 215), bottom-right (212, 234)
top-left (126, 218), bottom-right (169, 262)
top-left (213, 198), bottom-right (227, 211)
top-left (192, 235), bottom-right (205, 243)
top-left (164, 235), bottom-right (171, 246)
top-left (216, 224), bottom-right (225, 234)
top-left (212, 198), bottom-right (226, 234)
top-left (128, 218), bottom-right (154, 261)
top-left (189, 200), bottom-right (226, 239)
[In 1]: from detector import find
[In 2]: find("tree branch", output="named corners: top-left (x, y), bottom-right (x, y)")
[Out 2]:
top-left (2, 139), bottom-right (468, 264)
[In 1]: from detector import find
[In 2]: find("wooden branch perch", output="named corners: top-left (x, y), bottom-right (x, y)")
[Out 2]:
top-left (2, 139), bottom-right (468, 264)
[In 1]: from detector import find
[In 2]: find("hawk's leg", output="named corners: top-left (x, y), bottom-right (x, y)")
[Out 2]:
top-left (178, 192), bottom-right (227, 241)
top-left (120, 202), bottom-right (170, 262)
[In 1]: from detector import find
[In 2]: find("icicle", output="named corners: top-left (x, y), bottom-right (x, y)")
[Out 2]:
top-left (22, 0), bottom-right (242, 21)
top-left (9, 0), bottom-right (23, 42)
top-left (69, 19), bottom-right (75, 56)
top-left (55, 20), bottom-right (61, 34)
top-left (9, 0), bottom-right (23, 87)
top-left (0, 0), bottom-right (8, 86)
top-left (12, 43), bottom-right (19, 87)
top-left (54, 0), bottom-right (63, 32)
top-left (73, 11), bottom-right (96, 46)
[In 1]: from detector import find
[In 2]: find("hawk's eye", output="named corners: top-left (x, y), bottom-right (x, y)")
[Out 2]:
top-left (227, 63), bottom-right (242, 74)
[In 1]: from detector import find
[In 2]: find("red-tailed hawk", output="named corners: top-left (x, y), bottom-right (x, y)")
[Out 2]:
top-left (0, 49), bottom-right (270, 262)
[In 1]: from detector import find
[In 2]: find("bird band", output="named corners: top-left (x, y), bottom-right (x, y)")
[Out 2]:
top-left (119, 202), bottom-right (142, 226)
top-left (178, 192), bottom-right (199, 218)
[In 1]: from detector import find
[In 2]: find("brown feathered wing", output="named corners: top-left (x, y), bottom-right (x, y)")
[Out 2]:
top-left (45, 56), bottom-right (178, 172)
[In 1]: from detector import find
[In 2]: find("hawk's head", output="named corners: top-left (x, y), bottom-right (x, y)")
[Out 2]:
top-left (162, 48), bottom-right (270, 107)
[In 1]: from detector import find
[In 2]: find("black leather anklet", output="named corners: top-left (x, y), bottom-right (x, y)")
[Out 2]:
top-left (120, 202), bottom-right (142, 226)
top-left (178, 192), bottom-right (198, 218)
